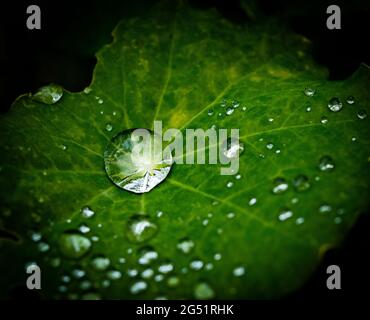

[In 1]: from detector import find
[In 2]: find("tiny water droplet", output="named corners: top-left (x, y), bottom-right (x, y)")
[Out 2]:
top-left (306, 106), bottom-right (312, 112)
top-left (59, 232), bottom-right (92, 259)
top-left (38, 241), bottom-right (50, 252)
top-left (357, 109), bottom-right (367, 119)
top-left (104, 129), bottom-right (172, 193)
top-left (319, 204), bottom-right (332, 213)
top-left (328, 97), bottom-right (342, 112)
top-left (272, 177), bottom-right (289, 194)
top-left (293, 174), bottom-right (310, 192)
top-left (226, 107), bottom-right (234, 115)
top-left (194, 282), bottom-right (215, 299)
top-left (278, 209), bottom-right (293, 221)
top-left (242, 106), bottom-right (246, 111)
top-left (177, 238), bottom-right (194, 254)
top-left (190, 259), bottom-right (204, 270)
top-left (318, 156), bottom-right (335, 172)
top-left (296, 217), bottom-right (305, 225)
top-left (248, 198), bottom-right (257, 206)
top-left (227, 212), bottom-right (235, 219)
top-left (91, 256), bottom-right (110, 271)
top-left (138, 247), bottom-right (158, 265)
top-left (304, 88), bottom-right (315, 97)
top-left (30, 231), bottom-right (42, 242)
top-left (334, 217), bottom-right (342, 224)
top-left (233, 266), bottom-right (245, 277)
top-left (214, 253), bottom-right (222, 261)
top-left (127, 269), bottom-right (138, 277)
top-left (81, 206), bottom-right (95, 218)
top-left (72, 268), bottom-right (86, 279)
top-left (79, 224), bottom-right (90, 234)
top-left (105, 123), bottom-right (113, 132)
top-left (346, 96), bottom-right (355, 105)
top-left (126, 215), bottom-right (158, 244)
top-left (223, 139), bottom-right (244, 159)
top-left (98, 98), bottom-right (104, 104)
top-left (235, 174), bottom-right (241, 180)
top-left (83, 87), bottom-right (92, 94)
top-left (167, 276), bottom-right (180, 287)
top-left (141, 268), bottom-right (154, 279)
top-left (106, 270), bottom-right (122, 280)
top-left (32, 84), bottom-right (63, 104)
top-left (208, 109), bottom-right (214, 116)
top-left (266, 143), bottom-right (274, 150)
top-left (351, 137), bottom-right (357, 142)
top-left (321, 116), bottom-right (328, 124)
top-left (158, 261), bottom-right (174, 274)
top-left (130, 281), bottom-right (147, 295)
top-left (226, 181), bottom-right (233, 188)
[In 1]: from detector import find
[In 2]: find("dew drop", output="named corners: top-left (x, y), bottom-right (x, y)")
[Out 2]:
top-left (30, 231), bottom-right (42, 242)
top-left (248, 197), bottom-right (257, 206)
top-left (194, 282), bottom-right (215, 299)
top-left (158, 261), bottom-right (174, 274)
top-left (292, 174), bottom-right (310, 192)
top-left (177, 238), bottom-right (194, 254)
top-left (126, 215), bottom-right (158, 244)
top-left (346, 96), bottom-right (355, 105)
top-left (233, 266), bottom-right (245, 277)
top-left (266, 143), bottom-right (274, 150)
top-left (38, 241), bottom-right (50, 252)
top-left (235, 174), bottom-right (241, 180)
top-left (79, 224), bottom-right (90, 234)
top-left (304, 88), bottom-right (315, 97)
top-left (167, 276), bottom-right (180, 287)
top-left (226, 107), bottom-right (234, 115)
top-left (83, 87), bottom-right (92, 94)
top-left (32, 84), bottom-right (63, 104)
top-left (321, 116), bottom-right (328, 124)
top-left (138, 247), bottom-right (158, 265)
top-left (105, 123), bottom-right (113, 132)
top-left (328, 97), bottom-right (342, 112)
top-left (357, 109), bottom-right (367, 119)
top-left (141, 268), bottom-right (154, 279)
top-left (226, 181), bottom-right (234, 188)
top-left (91, 256), bottom-right (110, 271)
top-left (208, 109), bottom-right (214, 116)
top-left (81, 206), bottom-right (95, 218)
top-left (59, 232), bottom-right (92, 259)
top-left (104, 129), bottom-right (172, 193)
top-left (278, 209), bottom-right (293, 221)
top-left (214, 253), bottom-right (222, 261)
top-left (296, 217), bottom-right (305, 225)
top-left (319, 204), bottom-right (332, 213)
top-left (272, 177), bottom-right (289, 194)
top-left (98, 98), bottom-right (104, 104)
top-left (190, 259), bottom-right (204, 270)
top-left (318, 156), bottom-right (335, 172)
top-left (72, 268), bottom-right (86, 279)
top-left (130, 281), bottom-right (147, 295)
top-left (107, 270), bottom-right (122, 280)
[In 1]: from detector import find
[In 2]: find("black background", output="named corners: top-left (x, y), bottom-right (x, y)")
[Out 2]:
top-left (0, 0), bottom-right (369, 300)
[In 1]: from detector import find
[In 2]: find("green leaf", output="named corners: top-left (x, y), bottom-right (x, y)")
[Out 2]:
top-left (0, 1), bottom-right (369, 299)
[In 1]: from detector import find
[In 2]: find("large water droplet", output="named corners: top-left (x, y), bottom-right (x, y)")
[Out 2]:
top-left (272, 177), bottom-right (289, 194)
top-left (59, 232), bottom-right (92, 259)
top-left (194, 282), bottom-right (215, 299)
top-left (32, 84), bottom-right (63, 104)
top-left (104, 129), bottom-right (172, 193)
top-left (126, 215), bottom-right (158, 244)
top-left (318, 156), bottom-right (335, 172)
top-left (327, 97), bottom-right (342, 112)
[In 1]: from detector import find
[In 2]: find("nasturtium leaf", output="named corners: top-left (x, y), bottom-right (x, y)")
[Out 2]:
top-left (0, 1), bottom-right (369, 299)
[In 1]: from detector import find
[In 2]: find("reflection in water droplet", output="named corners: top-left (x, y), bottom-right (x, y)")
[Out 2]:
top-left (233, 266), bottom-right (245, 277)
top-left (278, 209), bottom-right (293, 221)
top-left (91, 256), bottom-right (110, 271)
top-left (104, 129), bottom-right (172, 193)
top-left (126, 215), bottom-right (158, 244)
top-left (81, 206), bottom-right (95, 218)
top-left (272, 177), bottom-right (289, 194)
top-left (83, 87), bottom-right (92, 94)
top-left (328, 97), bottom-right (342, 112)
top-left (346, 96), bottom-right (355, 105)
top-left (304, 88), bottom-right (315, 97)
top-left (357, 109), bottom-right (367, 119)
top-left (32, 84), bottom-right (63, 104)
top-left (318, 156), bottom-right (335, 172)
top-left (177, 238), bottom-right (194, 254)
top-left (194, 282), bottom-right (215, 299)
top-left (72, 268), bottom-right (86, 279)
top-left (293, 174), bottom-right (310, 192)
top-left (30, 231), bottom-right (42, 242)
top-left (59, 233), bottom-right (92, 258)
top-left (130, 281), bottom-right (147, 295)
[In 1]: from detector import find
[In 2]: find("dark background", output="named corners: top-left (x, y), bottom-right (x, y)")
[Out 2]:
top-left (0, 0), bottom-right (369, 300)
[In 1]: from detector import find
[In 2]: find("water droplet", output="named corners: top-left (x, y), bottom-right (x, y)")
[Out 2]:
top-left (208, 109), bottom-right (214, 116)
top-left (357, 109), bottom-right (367, 119)
top-left (38, 241), bottom-right (50, 252)
top-left (126, 215), bottom-right (158, 244)
top-left (81, 206), bottom-right (95, 218)
top-left (328, 97), bottom-right (342, 112)
top-left (268, 118), bottom-right (274, 122)
top-left (233, 266), bottom-right (245, 277)
top-left (30, 231), bottom-right (42, 242)
top-left (346, 96), bottom-right (355, 104)
top-left (304, 88), bottom-right (315, 97)
top-left (235, 174), bottom-right (241, 180)
top-left (158, 262), bottom-right (174, 274)
top-left (118, 257), bottom-right (126, 264)
top-left (194, 282), bottom-right (215, 299)
top-left (214, 253), bottom-right (222, 261)
top-left (321, 116), bottom-right (328, 124)
top-left (138, 247), bottom-right (158, 265)
top-left (167, 276), bottom-right (180, 287)
top-left (72, 268), bottom-right (86, 279)
top-left (278, 209), bottom-right (293, 221)
top-left (130, 281), bottom-right (147, 295)
top-left (98, 98), bottom-right (104, 104)
top-left (105, 123), bottom-right (113, 132)
top-left (127, 269), bottom-right (138, 277)
top-left (292, 174), bottom-right (310, 192)
top-left (79, 224), bottom-right (90, 234)
top-left (226, 107), bottom-right (234, 115)
top-left (91, 256), bottom-right (110, 271)
top-left (190, 259), bottom-right (204, 270)
top-left (272, 177), bottom-right (289, 194)
top-left (242, 106), bottom-right (246, 111)
top-left (226, 181), bottom-right (233, 188)
top-left (141, 268), bottom-right (154, 279)
top-left (154, 274), bottom-right (164, 282)
top-left (318, 156), bottom-right (335, 172)
top-left (80, 280), bottom-right (92, 291)
top-left (351, 137), bottom-right (357, 142)
top-left (202, 219), bottom-right (209, 226)
top-left (205, 263), bottom-right (214, 270)
top-left (266, 143), bottom-right (274, 150)
top-left (296, 217), bottom-right (305, 225)
top-left (319, 204), bottom-right (332, 213)
top-left (334, 217), bottom-right (342, 224)
top-left (156, 211), bottom-right (163, 218)
top-left (227, 212), bottom-right (235, 219)
top-left (104, 129), bottom-right (172, 193)
top-left (32, 84), bottom-right (63, 104)
top-left (61, 275), bottom-right (71, 283)
top-left (223, 138), bottom-right (244, 159)
top-left (59, 232), bottom-right (92, 259)
top-left (106, 270), bottom-right (122, 280)
top-left (83, 87), bottom-right (92, 94)
top-left (177, 238), bottom-right (194, 254)
top-left (248, 198), bottom-right (257, 206)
